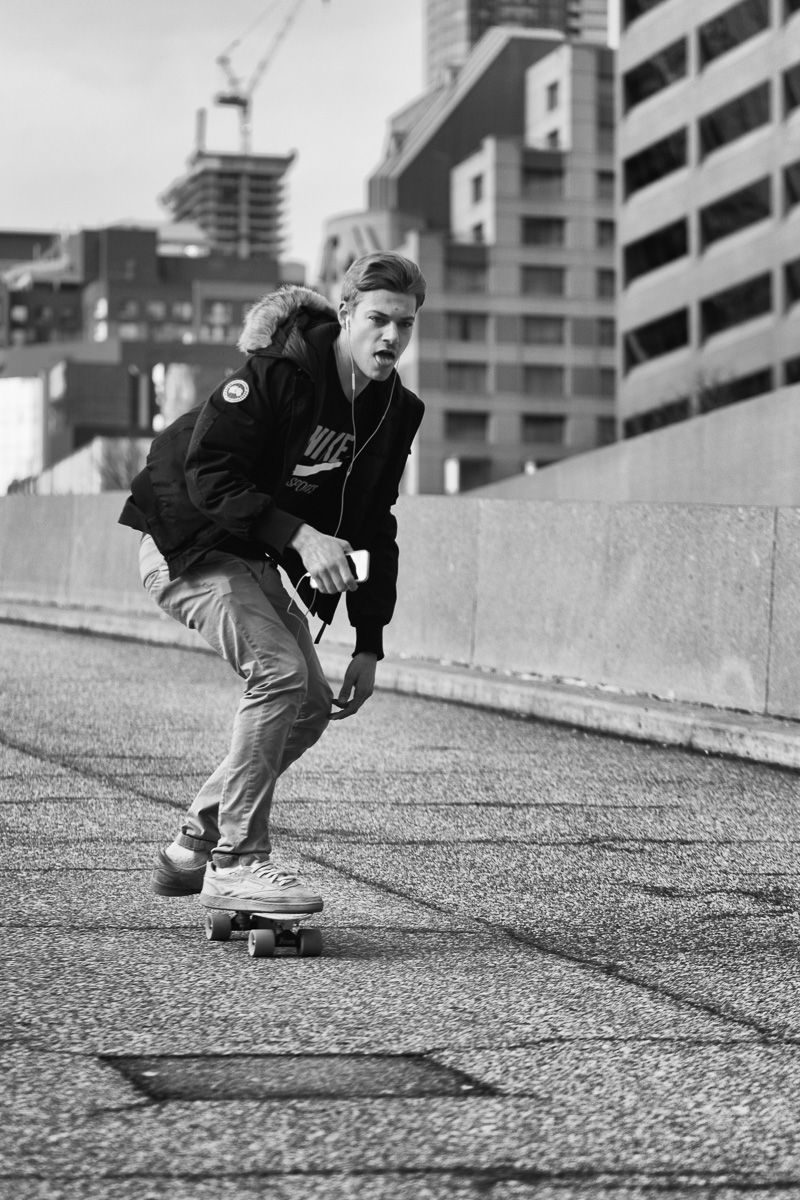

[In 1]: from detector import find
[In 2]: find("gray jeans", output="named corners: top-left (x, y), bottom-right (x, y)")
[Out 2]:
top-left (139, 534), bottom-right (333, 860)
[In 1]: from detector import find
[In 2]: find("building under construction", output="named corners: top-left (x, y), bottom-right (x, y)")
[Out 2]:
top-left (161, 147), bottom-right (295, 259)
top-left (161, 1), bottom-right (306, 259)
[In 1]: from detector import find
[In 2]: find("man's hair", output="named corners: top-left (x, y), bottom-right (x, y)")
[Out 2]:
top-left (340, 252), bottom-right (427, 312)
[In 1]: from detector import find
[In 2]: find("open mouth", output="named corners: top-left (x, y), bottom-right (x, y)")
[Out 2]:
top-left (375, 352), bottom-right (395, 367)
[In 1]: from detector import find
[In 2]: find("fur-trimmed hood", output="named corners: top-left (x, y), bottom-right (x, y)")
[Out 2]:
top-left (238, 285), bottom-right (337, 356)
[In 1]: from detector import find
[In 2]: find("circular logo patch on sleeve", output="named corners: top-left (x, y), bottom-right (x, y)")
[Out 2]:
top-left (222, 379), bottom-right (250, 403)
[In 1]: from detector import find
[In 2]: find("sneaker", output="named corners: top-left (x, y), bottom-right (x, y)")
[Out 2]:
top-left (200, 858), bottom-right (323, 914)
top-left (150, 846), bottom-right (209, 896)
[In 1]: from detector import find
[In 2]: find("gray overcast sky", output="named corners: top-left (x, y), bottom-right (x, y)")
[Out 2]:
top-left (1, 0), bottom-right (424, 275)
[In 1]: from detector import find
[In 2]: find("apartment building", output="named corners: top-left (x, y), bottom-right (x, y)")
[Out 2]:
top-left (319, 30), bottom-right (616, 493)
top-left (618, 0), bottom-right (800, 436)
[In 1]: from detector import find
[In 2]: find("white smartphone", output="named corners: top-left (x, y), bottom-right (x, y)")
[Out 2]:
top-left (310, 549), bottom-right (370, 589)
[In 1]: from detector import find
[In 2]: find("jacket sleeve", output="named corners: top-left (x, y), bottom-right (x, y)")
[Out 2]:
top-left (345, 509), bottom-right (400, 659)
top-left (184, 359), bottom-right (303, 554)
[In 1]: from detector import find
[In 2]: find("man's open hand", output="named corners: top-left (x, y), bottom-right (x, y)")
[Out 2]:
top-left (329, 652), bottom-right (377, 720)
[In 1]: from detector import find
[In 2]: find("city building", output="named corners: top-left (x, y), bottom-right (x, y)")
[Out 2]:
top-left (0, 230), bottom-right (55, 272)
top-left (618, 0), bottom-right (800, 437)
top-left (0, 221), bottom-right (302, 491)
top-left (426, 0), bottom-right (608, 86)
top-left (161, 148), bottom-right (295, 259)
top-left (319, 29), bottom-right (616, 494)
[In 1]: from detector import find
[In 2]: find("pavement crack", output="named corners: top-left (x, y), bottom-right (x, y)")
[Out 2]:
top-left (300, 851), bottom-right (785, 1042)
top-left (0, 730), bottom-right (186, 812)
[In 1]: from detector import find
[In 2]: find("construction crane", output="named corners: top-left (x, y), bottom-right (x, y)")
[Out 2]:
top-left (214, 0), bottom-right (323, 153)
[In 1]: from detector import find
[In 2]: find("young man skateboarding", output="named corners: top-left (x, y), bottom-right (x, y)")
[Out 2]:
top-left (119, 252), bottom-right (426, 917)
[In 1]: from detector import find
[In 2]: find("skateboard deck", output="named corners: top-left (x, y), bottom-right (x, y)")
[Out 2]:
top-left (203, 907), bottom-right (323, 958)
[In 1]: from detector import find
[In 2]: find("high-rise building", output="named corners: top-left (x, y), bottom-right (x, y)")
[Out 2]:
top-left (425, 0), bottom-right (608, 85)
top-left (618, 0), bottom-right (800, 439)
top-left (319, 29), bottom-right (616, 494)
top-left (161, 149), bottom-right (295, 259)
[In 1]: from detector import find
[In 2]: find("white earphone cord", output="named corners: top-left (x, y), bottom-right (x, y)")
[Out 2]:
top-left (286, 323), bottom-right (396, 632)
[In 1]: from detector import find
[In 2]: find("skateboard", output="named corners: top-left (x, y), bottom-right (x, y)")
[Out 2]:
top-left (203, 908), bottom-right (323, 959)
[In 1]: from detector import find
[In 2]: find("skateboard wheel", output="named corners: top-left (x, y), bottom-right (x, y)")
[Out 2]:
top-left (205, 912), bottom-right (232, 942)
top-left (248, 928), bottom-right (276, 958)
top-left (297, 928), bottom-right (323, 958)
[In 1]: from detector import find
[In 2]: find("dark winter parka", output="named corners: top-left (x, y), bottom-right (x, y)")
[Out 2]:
top-left (119, 286), bottom-right (424, 659)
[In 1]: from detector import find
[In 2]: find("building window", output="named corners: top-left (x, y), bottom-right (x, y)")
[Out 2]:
top-left (624, 38), bottom-right (687, 113)
top-left (597, 269), bottom-right (616, 298)
top-left (118, 323), bottom-right (146, 341)
top-left (547, 81), bottom-right (559, 110)
top-left (700, 177), bottom-right (771, 249)
top-left (785, 160), bottom-right (800, 211)
top-left (522, 266), bottom-right (565, 295)
top-left (572, 368), bottom-right (616, 397)
top-left (596, 71), bottom-right (614, 154)
top-left (472, 222), bottom-right (485, 243)
top-left (699, 82), bottom-right (771, 159)
top-left (472, 174), bottom-right (483, 203)
top-left (546, 130), bottom-right (560, 149)
top-left (445, 264), bottom-right (487, 292)
top-left (523, 365), bottom-right (566, 395)
top-left (596, 416), bottom-right (617, 445)
top-left (204, 300), bottom-right (233, 325)
top-left (172, 301), bottom-right (193, 321)
top-left (523, 315), bottom-right (565, 344)
top-left (596, 220), bottom-right (615, 247)
top-left (444, 411), bottom-right (489, 441)
top-left (598, 318), bottom-right (616, 346)
top-left (596, 170), bottom-right (615, 200)
top-left (446, 313), bottom-right (488, 341)
top-left (785, 257), bottom-right (800, 307)
top-left (116, 299), bottom-right (139, 320)
top-left (522, 166), bottom-right (564, 198)
top-left (522, 217), bottom-right (565, 245)
top-left (698, 0), bottom-right (770, 69)
top-left (624, 219), bottom-right (689, 285)
top-left (784, 355), bottom-right (800, 384)
top-left (624, 0), bottom-right (669, 27)
top-left (444, 458), bottom-right (492, 492)
top-left (445, 362), bottom-right (488, 393)
top-left (700, 272), bottom-right (772, 340)
top-left (522, 415), bottom-right (565, 444)
top-left (698, 368), bottom-right (773, 409)
top-left (624, 308), bottom-right (689, 372)
top-left (153, 323), bottom-right (193, 343)
top-left (599, 369), bottom-right (616, 397)
top-left (146, 301), bottom-right (167, 321)
top-left (624, 128), bottom-right (688, 198)
top-left (623, 397), bottom-right (691, 438)
top-left (785, 63), bottom-right (800, 114)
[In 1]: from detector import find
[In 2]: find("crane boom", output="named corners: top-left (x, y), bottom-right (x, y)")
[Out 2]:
top-left (213, 0), bottom-right (307, 153)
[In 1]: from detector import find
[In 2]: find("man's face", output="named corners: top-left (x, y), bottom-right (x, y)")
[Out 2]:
top-left (339, 290), bottom-right (417, 385)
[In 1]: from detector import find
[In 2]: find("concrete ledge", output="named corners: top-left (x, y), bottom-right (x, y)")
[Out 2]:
top-left (3, 599), bottom-right (800, 771)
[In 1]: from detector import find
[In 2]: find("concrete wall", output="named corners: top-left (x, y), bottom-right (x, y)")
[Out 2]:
top-left (473, 385), bottom-right (800, 505)
top-left (1, 491), bottom-right (799, 720)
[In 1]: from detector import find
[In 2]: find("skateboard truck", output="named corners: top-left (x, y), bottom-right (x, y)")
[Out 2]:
top-left (204, 909), bottom-right (323, 959)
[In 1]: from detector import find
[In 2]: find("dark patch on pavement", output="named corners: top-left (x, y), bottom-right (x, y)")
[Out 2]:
top-left (104, 1052), bottom-right (496, 1102)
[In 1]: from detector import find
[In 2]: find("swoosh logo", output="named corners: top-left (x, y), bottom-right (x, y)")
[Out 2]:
top-left (292, 461), bottom-right (343, 477)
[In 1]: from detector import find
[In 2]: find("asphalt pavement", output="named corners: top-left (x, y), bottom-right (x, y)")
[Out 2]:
top-left (2, 622), bottom-right (800, 1199)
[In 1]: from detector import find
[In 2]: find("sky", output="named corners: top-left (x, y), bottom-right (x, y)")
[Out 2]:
top-left (0, 0), bottom-right (425, 275)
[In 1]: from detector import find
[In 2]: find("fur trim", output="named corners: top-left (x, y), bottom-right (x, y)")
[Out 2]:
top-left (237, 285), bottom-right (337, 354)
